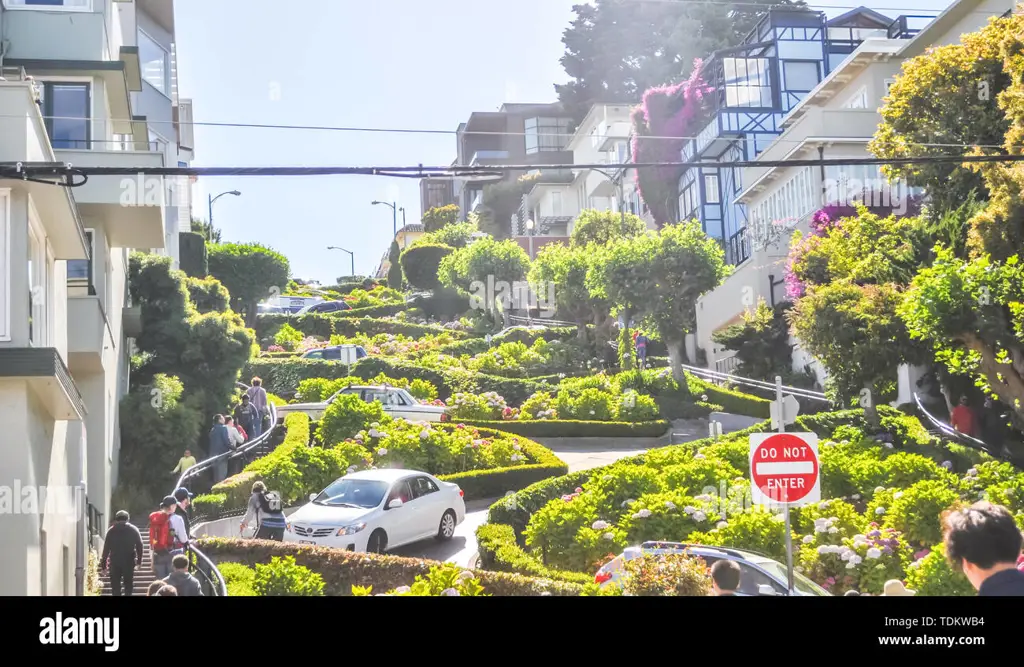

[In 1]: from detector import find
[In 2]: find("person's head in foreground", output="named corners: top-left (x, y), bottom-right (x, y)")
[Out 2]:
top-left (155, 585), bottom-right (178, 596)
top-left (172, 554), bottom-right (189, 572)
top-left (943, 501), bottom-right (1024, 591)
top-left (114, 510), bottom-right (129, 523)
top-left (147, 581), bottom-right (166, 596)
top-left (882, 580), bottom-right (915, 596)
top-left (710, 559), bottom-right (740, 595)
top-left (844, 589), bottom-right (860, 596)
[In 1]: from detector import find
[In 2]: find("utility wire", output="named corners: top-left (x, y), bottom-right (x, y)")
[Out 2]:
top-left (2, 153), bottom-right (1021, 180)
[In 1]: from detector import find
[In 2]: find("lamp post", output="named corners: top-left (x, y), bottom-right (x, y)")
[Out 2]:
top-left (371, 200), bottom-right (398, 238)
top-left (399, 207), bottom-right (408, 247)
top-left (525, 217), bottom-right (535, 259)
top-left (208, 190), bottom-right (241, 230)
top-left (327, 246), bottom-right (355, 278)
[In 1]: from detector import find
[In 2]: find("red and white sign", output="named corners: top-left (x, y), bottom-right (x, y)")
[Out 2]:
top-left (749, 432), bottom-right (819, 506)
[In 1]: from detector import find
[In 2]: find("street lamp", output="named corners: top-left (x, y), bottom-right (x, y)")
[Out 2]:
top-left (371, 200), bottom-right (398, 238)
top-left (398, 207), bottom-right (409, 247)
top-left (208, 190), bottom-right (241, 229)
top-left (327, 246), bottom-right (355, 278)
top-left (525, 218), bottom-right (535, 259)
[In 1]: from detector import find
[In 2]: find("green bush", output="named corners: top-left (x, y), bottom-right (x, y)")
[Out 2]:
top-left (617, 390), bottom-right (661, 421)
top-left (475, 524), bottom-right (593, 584)
top-left (687, 374), bottom-right (772, 418)
top-left (796, 525), bottom-right (912, 595)
top-left (400, 243), bottom-right (455, 290)
top-left (274, 323), bottom-right (304, 351)
top-left (881, 480), bottom-right (961, 548)
top-left (620, 553), bottom-right (713, 596)
top-left (192, 493), bottom-right (228, 517)
top-left (688, 509), bottom-right (795, 563)
top-left (316, 393), bottom-right (388, 444)
top-left (351, 356), bottom-right (547, 404)
top-left (217, 562), bottom-right (257, 596)
top-left (904, 544), bottom-right (975, 596)
top-left (201, 538), bottom-right (584, 595)
top-left (253, 314), bottom-right (467, 346)
top-left (178, 231), bottom-right (208, 278)
top-left (353, 562), bottom-right (487, 596)
top-left (616, 491), bottom-right (722, 543)
top-left (459, 419), bottom-right (670, 438)
top-left (252, 555), bottom-right (325, 596)
top-left (447, 391), bottom-right (507, 420)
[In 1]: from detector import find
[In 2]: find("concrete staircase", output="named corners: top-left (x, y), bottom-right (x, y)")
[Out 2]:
top-left (99, 528), bottom-right (158, 596)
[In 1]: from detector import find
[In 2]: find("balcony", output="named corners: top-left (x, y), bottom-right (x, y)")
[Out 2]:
top-left (469, 150), bottom-right (510, 167)
top-left (591, 120), bottom-right (631, 152)
top-left (0, 348), bottom-right (86, 421)
top-left (67, 296), bottom-right (111, 374)
top-left (886, 15), bottom-right (934, 39)
top-left (54, 147), bottom-right (167, 249)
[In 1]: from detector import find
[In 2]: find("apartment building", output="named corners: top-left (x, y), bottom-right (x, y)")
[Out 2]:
top-left (0, 0), bottom-right (189, 595)
top-left (452, 102), bottom-right (573, 225)
top-left (692, 0), bottom-right (1016, 398)
top-left (420, 177), bottom-right (455, 214)
top-left (674, 6), bottom-right (929, 266)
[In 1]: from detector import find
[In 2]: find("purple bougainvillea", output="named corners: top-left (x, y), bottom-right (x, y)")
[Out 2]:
top-left (631, 59), bottom-right (715, 226)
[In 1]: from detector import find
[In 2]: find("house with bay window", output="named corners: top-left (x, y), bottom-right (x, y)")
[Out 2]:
top-left (692, 0), bottom-right (1016, 399)
top-left (0, 0), bottom-right (195, 595)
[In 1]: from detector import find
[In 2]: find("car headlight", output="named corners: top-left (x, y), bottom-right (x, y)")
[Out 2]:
top-left (285, 522), bottom-right (292, 532)
top-left (337, 522), bottom-right (367, 536)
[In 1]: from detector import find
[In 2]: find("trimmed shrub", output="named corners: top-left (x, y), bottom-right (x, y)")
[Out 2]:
top-left (353, 562), bottom-right (487, 596)
top-left (460, 419), bottom-right (670, 438)
top-left (178, 231), bottom-right (208, 278)
top-left (475, 524), bottom-right (592, 584)
top-left (687, 374), bottom-right (772, 418)
top-left (218, 562), bottom-right (257, 596)
top-left (316, 393), bottom-right (388, 444)
top-left (253, 555), bottom-right (325, 596)
top-left (253, 314), bottom-right (467, 347)
top-left (200, 538), bottom-right (584, 595)
top-left (400, 243), bottom-right (455, 290)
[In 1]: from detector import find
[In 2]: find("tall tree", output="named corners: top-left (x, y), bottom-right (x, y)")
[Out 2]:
top-left (387, 240), bottom-right (403, 289)
top-left (570, 208), bottom-right (647, 247)
top-left (479, 174), bottom-right (539, 239)
top-left (529, 242), bottom-right (612, 339)
top-left (556, 0), bottom-right (802, 127)
top-left (191, 216), bottom-right (221, 243)
top-left (207, 242), bottom-right (290, 327)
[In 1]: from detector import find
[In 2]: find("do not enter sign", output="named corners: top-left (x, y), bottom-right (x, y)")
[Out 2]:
top-left (749, 432), bottom-right (820, 506)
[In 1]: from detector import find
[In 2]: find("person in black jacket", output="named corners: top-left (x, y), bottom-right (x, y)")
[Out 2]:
top-left (100, 511), bottom-right (144, 596)
top-left (944, 501), bottom-right (1024, 596)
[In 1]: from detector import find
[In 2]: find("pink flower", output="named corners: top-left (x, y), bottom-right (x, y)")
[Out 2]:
top-left (575, 487), bottom-right (583, 494)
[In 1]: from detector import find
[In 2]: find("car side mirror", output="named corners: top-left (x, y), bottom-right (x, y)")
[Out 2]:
top-left (309, 493), bottom-right (317, 502)
top-left (388, 499), bottom-right (403, 510)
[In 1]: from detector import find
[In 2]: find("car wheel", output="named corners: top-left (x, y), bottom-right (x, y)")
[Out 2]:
top-left (367, 529), bottom-right (388, 553)
top-left (436, 510), bottom-right (457, 541)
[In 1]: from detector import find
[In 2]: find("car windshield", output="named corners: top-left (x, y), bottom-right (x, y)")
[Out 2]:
top-left (751, 559), bottom-right (830, 595)
top-left (312, 479), bottom-right (388, 509)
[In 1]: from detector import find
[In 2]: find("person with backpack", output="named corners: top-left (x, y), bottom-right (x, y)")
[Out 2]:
top-left (100, 510), bottom-right (144, 596)
top-left (149, 496), bottom-right (189, 579)
top-left (239, 481), bottom-right (287, 540)
top-left (634, 332), bottom-right (649, 370)
top-left (234, 394), bottom-right (260, 443)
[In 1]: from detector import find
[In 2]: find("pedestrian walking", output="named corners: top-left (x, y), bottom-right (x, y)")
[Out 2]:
top-left (173, 487), bottom-right (194, 543)
top-left (710, 560), bottom-right (740, 595)
top-left (951, 395), bottom-right (979, 437)
top-left (149, 496), bottom-right (189, 579)
top-left (943, 501), bottom-right (1024, 595)
top-left (225, 415), bottom-right (245, 446)
top-left (170, 449), bottom-right (197, 477)
top-left (234, 395), bottom-right (260, 443)
top-left (146, 581), bottom-right (166, 596)
top-left (100, 511), bottom-right (144, 596)
top-left (246, 377), bottom-right (269, 439)
top-left (162, 553), bottom-right (203, 596)
top-left (635, 332), bottom-right (649, 370)
top-left (240, 481), bottom-right (287, 540)
top-left (208, 414), bottom-right (232, 483)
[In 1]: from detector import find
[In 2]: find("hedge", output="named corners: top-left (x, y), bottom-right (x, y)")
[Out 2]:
top-left (178, 231), bottom-right (208, 278)
top-left (350, 357), bottom-right (549, 405)
top-left (476, 524), bottom-right (593, 585)
top-left (243, 358), bottom-right (364, 397)
top-left (254, 313), bottom-right (468, 345)
top-left (687, 374), bottom-right (772, 418)
top-left (198, 537), bottom-right (584, 595)
top-left (458, 419), bottom-right (670, 438)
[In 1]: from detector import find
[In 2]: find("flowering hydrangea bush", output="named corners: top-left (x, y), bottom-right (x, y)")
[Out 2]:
top-left (619, 553), bottom-right (712, 596)
top-left (798, 524), bottom-right (911, 594)
top-left (519, 392), bottom-right (558, 420)
top-left (904, 543), bottom-right (975, 596)
top-left (447, 391), bottom-right (508, 420)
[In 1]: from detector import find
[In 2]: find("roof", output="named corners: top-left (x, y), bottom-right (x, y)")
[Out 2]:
top-left (827, 6), bottom-right (895, 27)
top-left (397, 224), bottom-right (425, 235)
top-left (345, 468), bottom-right (427, 482)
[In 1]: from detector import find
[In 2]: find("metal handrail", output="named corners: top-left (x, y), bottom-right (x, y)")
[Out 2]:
top-left (679, 363), bottom-right (830, 402)
top-left (910, 392), bottom-right (1016, 465)
top-left (172, 383), bottom-right (278, 596)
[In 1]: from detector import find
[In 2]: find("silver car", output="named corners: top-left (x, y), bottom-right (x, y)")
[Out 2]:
top-left (595, 541), bottom-right (831, 596)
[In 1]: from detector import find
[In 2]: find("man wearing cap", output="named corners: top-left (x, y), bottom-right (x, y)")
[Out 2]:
top-left (100, 511), bottom-right (144, 596)
top-left (173, 487), bottom-right (194, 542)
top-left (153, 496), bottom-right (190, 579)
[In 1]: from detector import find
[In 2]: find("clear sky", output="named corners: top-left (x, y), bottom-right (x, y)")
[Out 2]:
top-left (174, 0), bottom-right (949, 284)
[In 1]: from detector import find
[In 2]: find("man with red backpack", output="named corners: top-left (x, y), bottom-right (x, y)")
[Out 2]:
top-left (149, 496), bottom-right (190, 579)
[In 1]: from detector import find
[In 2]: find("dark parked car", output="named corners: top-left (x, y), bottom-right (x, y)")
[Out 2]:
top-left (301, 345), bottom-right (368, 361)
top-left (297, 300), bottom-right (352, 314)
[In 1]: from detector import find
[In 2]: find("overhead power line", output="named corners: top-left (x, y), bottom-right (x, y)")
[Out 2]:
top-left (2, 153), bottom-right (1021, 182)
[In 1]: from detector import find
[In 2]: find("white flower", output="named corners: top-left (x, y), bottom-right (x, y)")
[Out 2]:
top-left (966, 467), bottom-right (978, 477)
top-left (394, 586), bottom-right (411, 593)
top-left (592, 520), bottom-right (610, 530)
top-left (602, 532), bottom-right (615, 540)
top-left (693, 511), bottom-right (707, 522)
top-left (632, 509), bottom-right (652, 519)
top-left (816, 545), bottom-right (830, 555)
top-left (368, 428), bottom-right (383, 438)
top-left (684, 505), bottom-right (696, 514)
top-left (419, 430), bottom-right (431, 439)
top-left (866, 548), bottom-right (882, 559)
top-left (941, 460), bottom-right (953, 469)
top-left (701, 394), bottom-right (708, 402)
top-left (347, 466), bottom-right (356, 474)
top-left (840, 549), bottom-right (853, 561)
top-left (846, 561), bottom-right (858, 570)
top-left (621, 499), bottom-right (636, 507)
top-left (510, 454), bottom-right (522, 462)
top-left (893, 491), bottom-right (903, 499)
top-left (874, 486), bottom-right (885, 493)
top-left (473, 439), bottom-right (484, 447)
top-left (664, 501), bottom-right (676, 510)
top-left (802, 535), bottom-right (814, 544)
top-left (851, 494), bottom-right (861, 501)
top-left (795, 566), bottom-right (804, 574)
top-left (695, 494), bottom-right (712, 502)
top-left (875, 506), bottom-right (886, 515)
top-left (693, 453), bottom-right (706, 460)
top-left (513, 443), bottom-right (521, 451)
top-left (441, 588), bottom-right (460, 596)
top-left (589, 410), bottom-right (596, 415)
top-left (376, 447), bottom-right (388, 456)
top-left (819, 500), bottom-right (831, 509)
top-left (458, 571), bottom-right (474, 581)
top-left (603, 475), bottom-right (613, 481)
top-left (716, 521), bottom-right (728, 529)
top-left (370, 422), bottom-right (380, 429)
top-left (355, 434), bottom-right (364, 441)
top-left (813, 518), bottom-right (828, 532)
top-left (850, 554), bottom-right (863, 565)
top-left (828, 526), bottom-right (839, 534)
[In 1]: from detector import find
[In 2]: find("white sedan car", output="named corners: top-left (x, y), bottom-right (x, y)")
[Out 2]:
top-left (283, 469), bottom-right (466, 553)
top-left (276, 385), bottom-right (448, 423)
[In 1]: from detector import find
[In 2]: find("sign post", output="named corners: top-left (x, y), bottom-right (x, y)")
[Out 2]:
top-left (748, 376), bottom-right (821, 594)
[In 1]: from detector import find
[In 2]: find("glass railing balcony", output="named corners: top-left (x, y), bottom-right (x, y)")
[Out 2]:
top-left (886, 15), bottom-right (935, 39)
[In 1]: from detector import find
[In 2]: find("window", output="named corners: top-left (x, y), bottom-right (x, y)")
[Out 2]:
top-left (386, 480), bottom-right (413, 505)
top-left (525, 116), bottom-right (571, 154)
top-left (5, 0), bottom-right (91, 9)
top-left (139, 30), bottom-right (171, 96)
top-left (723, 57), bottom-right (773, 108)
top-left (39, 82), bottom-right (90, 149)
top-left (149, 129), bottom-right (169, 154)
top-left (738, 564), bottom-right (786, 595)
top-left (704, 174), bottom-right (720, 204)
top-left (843, 86), bottom-right (868, 109)
top-left (884, 78), bottom-right (896, 95)
top-left (783, 61), bottom-right (820, 92)
top-left (748, 166), bottom-right (816, 241)
top-left (411, 476), bottom-right (439, 499)
top-left (679, 179), bottom-right (698, 220)
top-left (67, 229), bottom-right (93, 290)
top-left (28, 220), bottom-right (48, 347)
top-left (551, 191), bottom-right (562, 216)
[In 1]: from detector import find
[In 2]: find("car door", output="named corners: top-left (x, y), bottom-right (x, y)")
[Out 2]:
top-left (366, 389), bottom-right (396, 417)
top-left (737, 563), bottom-right (788, 596)
top-left (322, 347), bottom-right (341, 361)
top-left (408, 475), bottom-right (445, 540)
top-left (389, 390), bottom-right (415, 420)
top-left (380, 478), bottom-right (416, 547)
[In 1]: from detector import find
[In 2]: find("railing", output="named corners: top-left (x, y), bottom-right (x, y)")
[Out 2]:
top-left (172, 384), bottom-right (279, 596)
top-left (680, 362), bottom-right (830, 403)
top-left (724, 227), bottom-right (751, 266)
top-left (715, 353), bottom-right (740, 375)
top-left (911, 393), bottom-right (1024, 469)
top-left (886, 15), bottom-right (934, 39)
